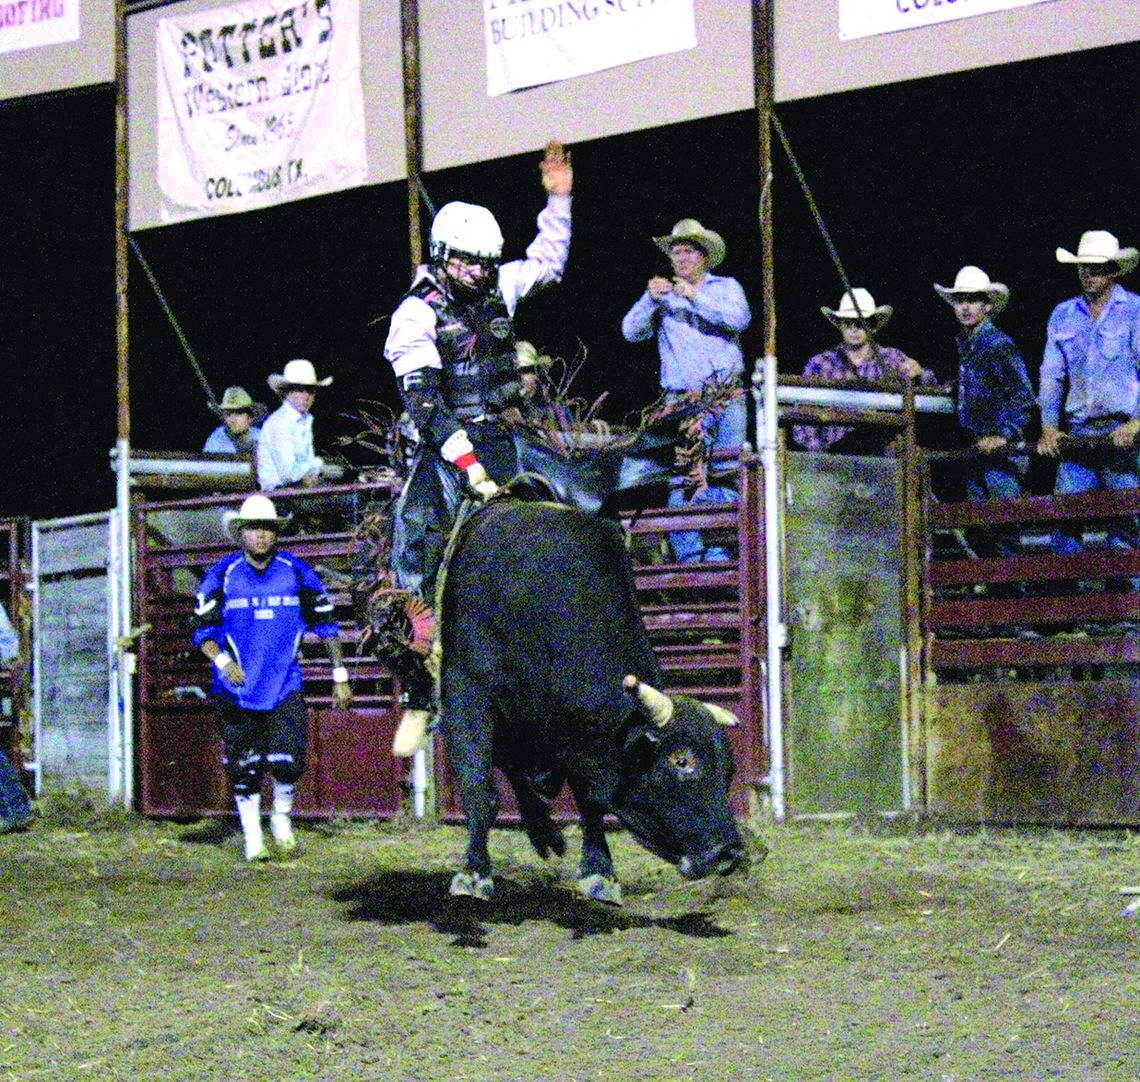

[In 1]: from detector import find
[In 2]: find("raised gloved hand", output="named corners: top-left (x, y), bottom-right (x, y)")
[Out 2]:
top-left (441, 430), bottom-right (500, 501)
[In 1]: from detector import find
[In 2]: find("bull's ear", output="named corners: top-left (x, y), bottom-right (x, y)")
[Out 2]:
top-left (703, 702), bottom-right (741, 728)
top-left (620, 724), bottom-right (661, 772)
top-left (623, 674), bottom-right (674, 727)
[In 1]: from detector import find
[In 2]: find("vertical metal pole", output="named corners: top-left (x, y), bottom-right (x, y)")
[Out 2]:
top-left (412, 749), bottom-right (428, 819)
top-left (753, 0), bottom-right (784, 819)
top-left (401, 0), bottom-right (425, 272)
top-left (756, 357), bottom-right (786, 821)
top-left (27, 525), bottom-right (42, 796)
top-left (114, 0), bottom-right (135, 808)
top-left (899, 380), bottom-right (923, 811)
top-left (401, 0), bottom-right (434, 816)
top-left (107, 501), bottom-right (124, 802)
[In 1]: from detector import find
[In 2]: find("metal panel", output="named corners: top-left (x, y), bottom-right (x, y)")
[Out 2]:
top-left (784, 453), bottom-right (905, 815)
top-left (134, 482), bottom-right (410, 819)
top-left (929, 681), bottom-right (1140, 824)
top-left (31, 514), bottom-right (113, 795)
top-left (434, 456), bottom-right (769, 822)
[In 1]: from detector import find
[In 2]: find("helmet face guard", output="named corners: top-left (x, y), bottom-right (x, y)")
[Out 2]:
top-left (434, 247), bottom-right (500, 299)
top-left (435, 247), bottom-right (500, 275)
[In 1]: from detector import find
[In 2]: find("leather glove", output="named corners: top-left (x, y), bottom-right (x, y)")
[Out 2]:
top-left (464, 462), bottom-right (500, 501)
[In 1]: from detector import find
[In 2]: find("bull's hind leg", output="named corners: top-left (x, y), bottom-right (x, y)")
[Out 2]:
top-left (442, 698), bottom-right (498, 902)
top-left (449, 767), bottom-right (497, 901)
top-left (572, 790), bottom-right (622, 906)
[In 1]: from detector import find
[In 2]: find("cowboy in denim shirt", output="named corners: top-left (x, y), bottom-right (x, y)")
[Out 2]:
top-left (1038, 231), bottom-right (1140, 493)
top-left (934, 266), bottom-right (1034, 502)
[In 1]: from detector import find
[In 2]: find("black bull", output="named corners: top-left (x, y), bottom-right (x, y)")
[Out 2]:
top-left (438, 498), bottom-right (746, 904)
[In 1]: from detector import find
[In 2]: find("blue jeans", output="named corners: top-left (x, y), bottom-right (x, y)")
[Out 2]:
top-left (1053, 424), bottom-right (1135, 556)
top-left (1053, 425), bottom-right (1140, 555)
top-left (0, 749), bottom-right (32, 829)
top-left (669, 396), bottom-right (746, 563)
top-left (966, 454), bottom-right (1027, 557)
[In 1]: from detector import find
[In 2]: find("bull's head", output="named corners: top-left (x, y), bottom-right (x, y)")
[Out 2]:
top-left (613, 676), bottom-right (745, 879)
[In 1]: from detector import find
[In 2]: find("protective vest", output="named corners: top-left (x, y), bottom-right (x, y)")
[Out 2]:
top-left (408, 273), bottom-right (520, 420)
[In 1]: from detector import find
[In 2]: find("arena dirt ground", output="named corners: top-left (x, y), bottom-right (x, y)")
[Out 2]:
top-left (2, 793), bottom-right (1140, 1081)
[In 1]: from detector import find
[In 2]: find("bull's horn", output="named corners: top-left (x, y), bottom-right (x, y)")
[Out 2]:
top-left (625, 675), bottom-right (674, 727)
top-left (703, 702), bottom-right (741, 728)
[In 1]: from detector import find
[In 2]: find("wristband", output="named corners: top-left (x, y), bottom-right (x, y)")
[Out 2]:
top-left (332, 666), bottom-right (349, 684)
top-left (213, 652), bottom-right (234, 672)
top-left (454, 451), bottom-right (478, 471)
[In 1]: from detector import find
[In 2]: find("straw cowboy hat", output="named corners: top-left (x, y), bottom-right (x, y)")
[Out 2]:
top-left (209, 385), bottom-right (268, 423)
top-left (821, 288), bottom-right (893, 332)
top-left (223, 494), bottom-right (292, 538)
top-left (933, 265), bottom-right (1010, 316)
top-left (1055, 230), bottom-right (1139, 276)
top-left (653, 218), bottom-right (726, 269)
top-left (267, 358), bottom-right (333, 395)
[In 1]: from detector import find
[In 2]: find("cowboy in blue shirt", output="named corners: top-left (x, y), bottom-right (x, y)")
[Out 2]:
top-left (1037, 231), bottom-right (1140, 558)
top-left (1038, 231), bottom-right (1140, 489)
top-left (192, 495), bottom-right (351, 861)
top-left (934, 265), bottom-right (1034, 504)
top-left (202, 385), bottom-right (264, 455)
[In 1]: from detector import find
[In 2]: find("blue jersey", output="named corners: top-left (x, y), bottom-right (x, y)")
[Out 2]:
top-left (192, 550), bottom-right (339, 711)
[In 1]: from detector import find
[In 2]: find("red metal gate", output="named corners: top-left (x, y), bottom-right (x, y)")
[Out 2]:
top-left (135, 464), bottom-right (769, 821)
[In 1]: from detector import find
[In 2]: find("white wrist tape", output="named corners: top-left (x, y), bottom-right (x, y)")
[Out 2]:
top-left (332, 666), bottom-right (349, 684)
top-left (440, 429), bottom-right (474, 464)
top-left (213, 652), bottom-right (234, 672)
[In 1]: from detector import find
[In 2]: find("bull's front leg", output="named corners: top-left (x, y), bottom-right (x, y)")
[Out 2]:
top-left (442, 696), bottom-right (498, 902)
top-left (572, 788), bottom-right (622, 906)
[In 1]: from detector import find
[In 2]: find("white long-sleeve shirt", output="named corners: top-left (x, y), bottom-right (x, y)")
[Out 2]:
top-left (256, 401), bottom-right (324, 490)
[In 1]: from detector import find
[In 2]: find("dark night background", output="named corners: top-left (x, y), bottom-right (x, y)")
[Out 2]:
top-left (0, 38), bottom-right (1137, 520)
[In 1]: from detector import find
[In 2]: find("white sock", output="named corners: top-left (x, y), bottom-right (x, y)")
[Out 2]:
top-left (235, 793), bottom-right (263, 854)
top-left (271, 782), bottom-right (295, 842)
top-left (272, 781), bottom-right (295, 817)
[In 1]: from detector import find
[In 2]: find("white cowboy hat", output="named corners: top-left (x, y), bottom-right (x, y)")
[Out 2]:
top-left (268, 358), bottom-right (333, 395)
top-left (222, 494), bottom-right (292, 537)
top-left (1055, 230), bottom-right (1139, 276)
top-left (209, 385), bottom-right (268, 423)
top-left (821, 288), bottom-right (893, 332)
top-left (653, 218), bottom-right (726, 269)
top-left (933, 265), bottom-right (1010, 316)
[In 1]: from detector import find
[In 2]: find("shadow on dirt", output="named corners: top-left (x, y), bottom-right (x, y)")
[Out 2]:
top-left (328, 870), bottom-right (733, 948)
top-left (177, 818), bottom-right (236, 844)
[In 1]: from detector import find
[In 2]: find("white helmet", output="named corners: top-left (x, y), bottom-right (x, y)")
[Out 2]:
top-left (429, 201), bottom-right (504, 264)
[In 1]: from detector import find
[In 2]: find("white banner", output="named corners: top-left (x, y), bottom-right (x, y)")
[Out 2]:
top-left (156, 0), bottom-right (366, 223)
top-left (0, 0), bottom-right (79, 55)
top-left (839, 0), bottom-right (1060, 41)
top-left (485, 0), bottom-right (696, 97)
